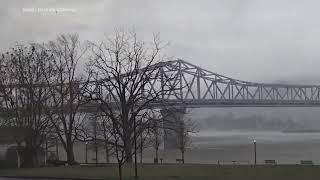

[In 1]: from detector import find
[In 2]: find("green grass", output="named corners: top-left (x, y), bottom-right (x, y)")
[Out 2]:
top-left (1, 164), bottom-right (320, 180)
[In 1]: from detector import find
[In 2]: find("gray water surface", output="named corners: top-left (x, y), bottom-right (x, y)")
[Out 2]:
top-left (141, 131), bottom-right (320, 164)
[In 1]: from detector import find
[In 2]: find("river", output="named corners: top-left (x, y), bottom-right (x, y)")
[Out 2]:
top-left (155, 130), bottom-right (320, 164)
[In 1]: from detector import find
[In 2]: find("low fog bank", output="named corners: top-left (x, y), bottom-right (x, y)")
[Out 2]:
top-left (191, 107), bottom-right (320, 132)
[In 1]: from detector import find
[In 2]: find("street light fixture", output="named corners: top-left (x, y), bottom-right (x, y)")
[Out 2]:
top-left (253, 139), bottom-right (257, 165)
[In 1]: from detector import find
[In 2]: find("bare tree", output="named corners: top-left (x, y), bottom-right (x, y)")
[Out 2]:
top-left (75, 114), bottom-right (94, 164)
top-left (41, 34), bottom-right (88, 165)
top-left (76, 113), bottom-right (114, 164)
top-left (175, 116), bottom-right (197, 164)
top-left (149, 112), bottom-right (163, 163)
top-left (88, 114), bottom-right (100, 165)
top-left (85, 29), bottom-right (176, 179)
top-left (0, 45), bottom-right (53, 167)
top-left (98, 115), bottom-right (113, 163)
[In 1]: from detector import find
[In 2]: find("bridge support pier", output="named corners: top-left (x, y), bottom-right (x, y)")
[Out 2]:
top-left (161, 108), bottom-right (186, 150)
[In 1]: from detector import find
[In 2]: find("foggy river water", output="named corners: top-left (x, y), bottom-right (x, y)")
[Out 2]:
top-left (170, 131), bottom-right (320, 164)
top-left (139, 131), bottom-right (320, 164)
top-left (64, 131), bottom-right (320, 165)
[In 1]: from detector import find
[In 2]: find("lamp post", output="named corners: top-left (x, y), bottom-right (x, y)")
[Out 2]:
top-left (253, 139), bottom-right (257, 165)
top-left (85, 141), bottom-right (88, 164)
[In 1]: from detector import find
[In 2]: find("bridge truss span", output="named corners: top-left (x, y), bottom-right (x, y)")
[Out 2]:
top-left (2, 59), bottom-right (320, 114)
top-left (146, 59), bottom-right (320, 107)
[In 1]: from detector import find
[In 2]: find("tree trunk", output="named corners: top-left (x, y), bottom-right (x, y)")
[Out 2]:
top-left (125, 149), bottom-right (133, 162)
top-left (66, 143), bottom-right (75, 165)
top-left (21, 148), bottom-right (37, 168)
top-left (16, 150), bottom-right (21, 168)
top-left (64, 133), bottom-right (76, 165)
top-left (118, 163), bottom-right (123, 180)
top-left (140, 137), bottom-right (143, 164)
top-left (95, 145), bottom-right (98, 165)
top-left (45, 137), bottom-right (48, 166)
top-left (134, 138), bottom-right (138, 179)
top-left (124, 139), bottom-right (133, 163)
top-left (21, 143), bottom-right (37, 168)
top-left (181, 150), bottom-right (185, 164)
top-left (56, 139), bottom-right (59, 160)
top-left (155, 147), bottom-right (158, 160)
top-left (105, 143), bottom-right (110, 163)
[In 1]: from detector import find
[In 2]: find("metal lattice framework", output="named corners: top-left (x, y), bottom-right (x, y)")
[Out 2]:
top-left (121, 59), bottom-right (320, 108)
top-left (2, 59), bottom-right (320, 115)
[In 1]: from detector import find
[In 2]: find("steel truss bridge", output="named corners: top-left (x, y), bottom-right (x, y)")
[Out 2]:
top-left (116, 59), bottom-right (320, 108)
top-left (2, 59), bottom-right (320, 114)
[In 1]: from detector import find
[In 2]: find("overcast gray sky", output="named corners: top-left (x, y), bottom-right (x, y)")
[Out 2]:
top-left (1, 0), bottom-right (320, 84)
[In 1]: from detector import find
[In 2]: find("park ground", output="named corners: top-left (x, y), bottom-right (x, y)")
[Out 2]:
top-left (1, 164), bottom-right (320, 180)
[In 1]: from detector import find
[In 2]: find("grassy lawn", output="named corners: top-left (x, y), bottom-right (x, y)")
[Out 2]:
top-left (1, 164), bottom-right (320, 180)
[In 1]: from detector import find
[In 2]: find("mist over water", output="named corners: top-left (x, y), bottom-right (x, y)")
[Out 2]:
top-left (131, 130), bottom-right (320, 164)
top-left (85, 130), bottom-right (310, 165)
top-left (184, 130), bottom-right (320, 164)
top-left (65, 130), bottom-right (320, 165)
top-left (195, 130), bottom-right (320, 143)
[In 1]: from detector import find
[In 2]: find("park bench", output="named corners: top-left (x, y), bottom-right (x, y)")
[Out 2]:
top-left (160, 158), bottom-right (163, 164)
top-left (217, 161), bottom-right (250, 165)
top-left (264, 160), bottom-right (277, 165)
top-left (176, 159), bottom-right (184, 163)
top-left (154, 158), bottom-right (164, 164)
top-left (300, 160), bottom-right (314, 165)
